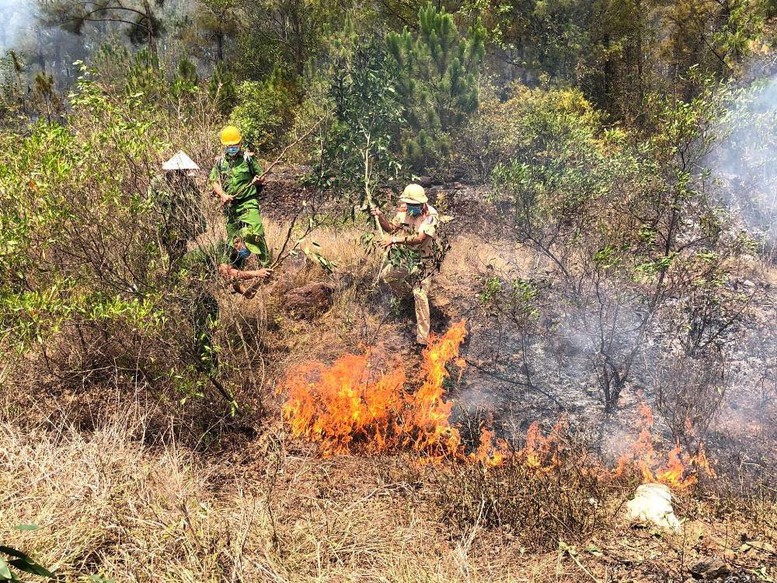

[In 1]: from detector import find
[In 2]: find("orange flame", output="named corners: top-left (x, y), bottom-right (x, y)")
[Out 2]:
top-left (281, 322), bottom-right (518, 465)
top-left (403, 322), bottom-right (466, 457)
top-left (281, 350), bottom-right (407, 456)
top-left (519, 417), bottom-right (568, 473)
top-left (613, 394), bottom-right (712, 490)
top-left (280, 327), bottom-right (715, 482)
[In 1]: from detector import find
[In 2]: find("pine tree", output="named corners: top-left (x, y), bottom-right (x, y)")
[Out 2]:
top-left (37, 0), bottom-right (166, 55)
top-left (387, 3), bottom-right (485, 174)
top-left (208, 61), bottom-right (237, 115)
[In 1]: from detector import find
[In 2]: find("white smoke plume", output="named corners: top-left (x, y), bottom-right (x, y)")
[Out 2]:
top-left (0, 0), bottom-right (35, 53)
top-left (709, 74), bottom-right (777, 249)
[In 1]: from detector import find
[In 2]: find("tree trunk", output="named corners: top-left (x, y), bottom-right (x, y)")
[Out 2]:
top-left (142, 0), bottom-right (158, 56)
top-left (216, 30), bottom-right (224, 63)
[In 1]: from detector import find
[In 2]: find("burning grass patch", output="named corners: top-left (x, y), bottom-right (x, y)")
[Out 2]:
top-left (278, 322), bottom-right (716, 487)
top-left (278, 321), bottom-right (510, 464)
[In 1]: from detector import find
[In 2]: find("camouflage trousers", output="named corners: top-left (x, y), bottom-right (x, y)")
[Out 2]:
top-left (381, 264), bottom-right (432, 345)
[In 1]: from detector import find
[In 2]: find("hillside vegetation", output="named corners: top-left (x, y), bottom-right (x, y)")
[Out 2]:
top-left (1, 1), bottom-right (776, 581)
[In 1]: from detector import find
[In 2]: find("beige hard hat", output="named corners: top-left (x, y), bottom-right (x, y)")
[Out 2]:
top-left (399, 183), bottom-right (427, 204)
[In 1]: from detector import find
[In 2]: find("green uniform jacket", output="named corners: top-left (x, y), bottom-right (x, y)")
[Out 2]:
top-left (209, 153), bottom-right (270, 264)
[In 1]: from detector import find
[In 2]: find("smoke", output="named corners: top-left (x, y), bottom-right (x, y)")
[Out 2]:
top-left (708, 74), bottom-right (777, 249)
top-left (0, 0), bottom-right (35, 53)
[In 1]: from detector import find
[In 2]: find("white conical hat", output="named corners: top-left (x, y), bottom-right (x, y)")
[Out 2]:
top-left (162, 150), bottom-right (200, 171)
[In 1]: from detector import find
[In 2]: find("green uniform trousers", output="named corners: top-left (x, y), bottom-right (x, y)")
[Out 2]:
top-left (225, 197), bottom-right (270, 266)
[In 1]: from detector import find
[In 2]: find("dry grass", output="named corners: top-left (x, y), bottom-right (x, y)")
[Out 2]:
top-left (258, 220), bottom-right (406, 362)
top-left (2, 400), bottom-right (775, 582)
top-left (0, 408), bottom-right (528, 582)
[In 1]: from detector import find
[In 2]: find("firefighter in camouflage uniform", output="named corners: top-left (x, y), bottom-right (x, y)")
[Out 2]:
top-left (372, 183), bottom-right (442, 347)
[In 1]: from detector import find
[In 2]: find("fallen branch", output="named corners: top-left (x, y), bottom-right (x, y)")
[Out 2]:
top-left (209, 376), bottom-right (239, 412)
top-left (269, 201), bottom-right (317, 270)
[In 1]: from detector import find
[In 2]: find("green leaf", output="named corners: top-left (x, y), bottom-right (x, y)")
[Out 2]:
top-left (585, 544), bottom-right (603, 557)
top-left (0, 547), bottom-right (25, 560)
top-left (0, 557), bottom-right (12, 580)
top-left (9, 558), bottom-right (54, 578)
top-left (0, 547), bottom-right (53, 578)
top-left (13, 525), bottom-right (40, 532)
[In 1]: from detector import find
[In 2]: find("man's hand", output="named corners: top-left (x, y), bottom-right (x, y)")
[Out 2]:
top-left (239, 268), bottom-right (273, 299)
top-left (218, 264), bottom-right (236, 280)
top-left (382, 236), bottom-right (396, 249)
top-left (251, 175), bottom-right (264, 186)
top-left (219, 193), bottom-right (235, 206)
top-left (372, 206), bottom-right (395, 235)
top-left (218, 263), bottom-right (273, 282)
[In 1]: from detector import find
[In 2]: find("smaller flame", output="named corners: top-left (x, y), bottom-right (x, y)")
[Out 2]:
top-left (468, 427), bottom-right (510, 467)
top-left (614, 395), bottom-right (712, 490)
top-left (519, 418), bottom-right (567, 473)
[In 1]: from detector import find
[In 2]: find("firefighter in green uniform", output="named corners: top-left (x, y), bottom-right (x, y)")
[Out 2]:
top-left (209, 125), bottom-right (272, 282)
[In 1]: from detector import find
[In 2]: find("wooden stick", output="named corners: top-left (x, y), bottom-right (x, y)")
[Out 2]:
top-left (256, 114), bottom-right (328, 181)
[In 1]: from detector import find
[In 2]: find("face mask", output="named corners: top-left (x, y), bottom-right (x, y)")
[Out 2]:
top-left (225, 145), bottom-right (240, 157)
top-left (406, 204), bottom-right (423, 217)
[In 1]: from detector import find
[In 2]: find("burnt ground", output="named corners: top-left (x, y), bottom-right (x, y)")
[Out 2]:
top-left (260, 169), bottom-right (777, 486)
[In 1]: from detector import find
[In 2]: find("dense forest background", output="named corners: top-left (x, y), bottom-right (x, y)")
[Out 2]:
top-left (4, 0), bottom-right (777, 135)
top-left (1, 1), bottom-right (777, 581)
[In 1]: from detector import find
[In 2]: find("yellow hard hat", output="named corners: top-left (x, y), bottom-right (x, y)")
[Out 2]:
top-left (219, 125), bottom-right (242, 146)
top-left (399, 183), bottom-right (427, 204)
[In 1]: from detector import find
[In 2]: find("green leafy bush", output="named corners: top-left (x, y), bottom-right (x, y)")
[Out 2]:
top-left (229, 68), bottom-right (299, 152)
top-left (312, 40), bottom-right (403, 213)
top-left (0, 65), bottom-right (230, 410)
top-left (458, 82), bottom-right (602, 182)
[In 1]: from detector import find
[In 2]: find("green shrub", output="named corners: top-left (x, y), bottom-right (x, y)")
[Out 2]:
top-left (208, 61), bottom-right (238, 115)
top-left (229, 68), bottom-right (299, 152)
top-left (0, 65), bottom-right (232, 411)
top-left (457, 82), bottom-right (602, 182)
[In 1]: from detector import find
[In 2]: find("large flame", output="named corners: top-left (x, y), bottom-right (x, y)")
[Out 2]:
top-left (281, 349), bottom-right (407, 456)
top-left (280, 325), bottom-right (714, 483)
top-left (281, 322), bottom-right (517, 465)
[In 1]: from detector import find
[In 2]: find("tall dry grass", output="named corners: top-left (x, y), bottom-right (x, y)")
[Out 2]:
top-left (2, 393), bottom-right (776, 582)
top-left (1, 408), bottom-right (278, 582)
top-left (0, 407), bottom-right (553, 582)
